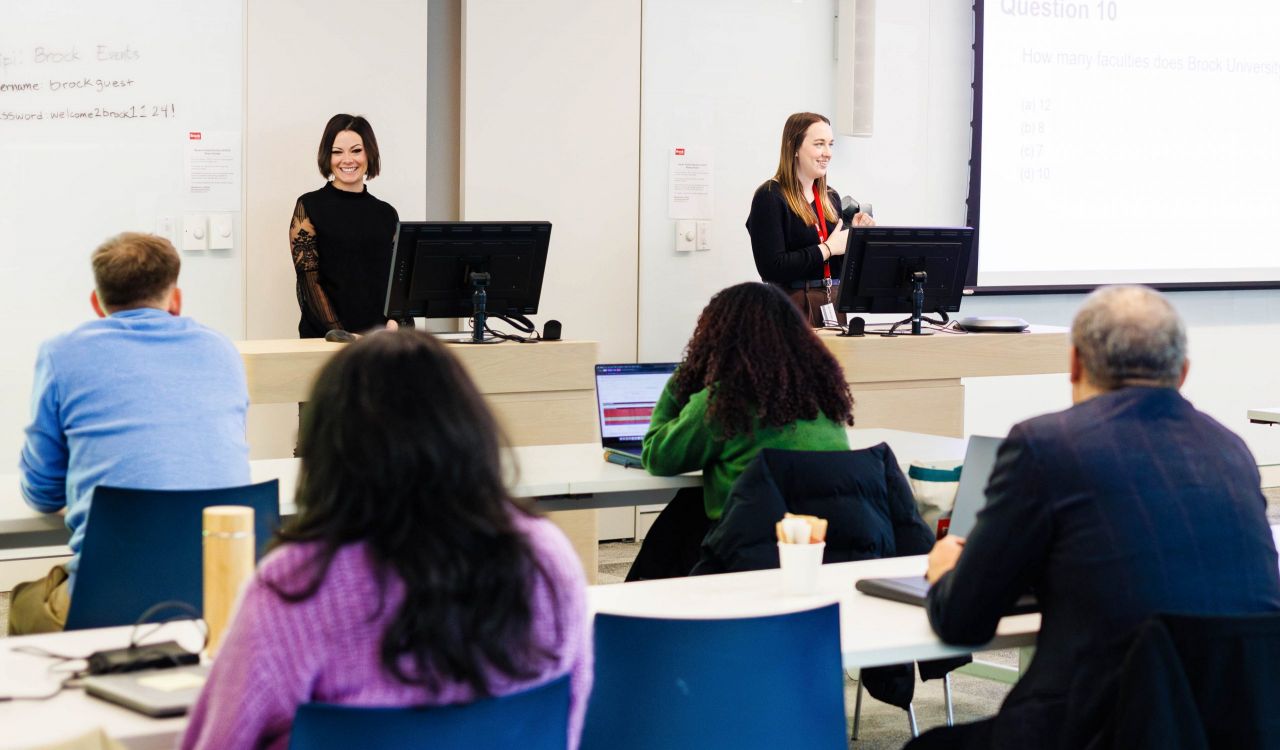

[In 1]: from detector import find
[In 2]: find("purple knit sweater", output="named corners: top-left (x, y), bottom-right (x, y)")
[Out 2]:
top-left (181, 514), bottom-right (591, 750)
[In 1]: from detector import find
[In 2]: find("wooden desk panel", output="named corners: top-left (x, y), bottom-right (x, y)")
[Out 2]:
top-left (236, 339), bottom-right (597, 407)
top-left (820, 327), bottom-right (1069, 437)
top-left (819, 326), bottom-right (1070, 383)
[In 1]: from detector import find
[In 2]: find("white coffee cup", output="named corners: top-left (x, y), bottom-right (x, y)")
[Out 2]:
top-left (777, 541), bottom-right (826, 596)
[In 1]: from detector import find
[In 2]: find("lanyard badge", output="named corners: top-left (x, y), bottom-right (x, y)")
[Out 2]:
top-left (814, 185), bottom-right (833, 300)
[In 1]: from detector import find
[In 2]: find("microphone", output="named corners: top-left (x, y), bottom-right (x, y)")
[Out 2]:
top-left (840, 196), bottom-right (861, 228)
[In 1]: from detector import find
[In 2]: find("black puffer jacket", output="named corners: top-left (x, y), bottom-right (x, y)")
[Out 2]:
top-left (693, 444), bottom-right (963, 709)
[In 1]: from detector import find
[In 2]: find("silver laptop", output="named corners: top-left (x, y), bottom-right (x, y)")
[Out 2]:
top-left (83, 664), bottom-right (210, 717)
top-left (594, 363), bottom-right (678, 461)
top-left (855, 435), bottom-right (1038, 613)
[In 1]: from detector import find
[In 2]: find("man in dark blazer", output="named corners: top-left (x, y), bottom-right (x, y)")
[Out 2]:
top-left (909, 285), bottom-right (1280, 749)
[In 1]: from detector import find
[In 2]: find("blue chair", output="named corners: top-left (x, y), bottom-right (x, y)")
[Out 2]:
top-left (581, 603), bottom-right (847, 750)
top-left (289, 674), bottom-right (571, 750)
top-left (64, 481), bottom-right (280, 631)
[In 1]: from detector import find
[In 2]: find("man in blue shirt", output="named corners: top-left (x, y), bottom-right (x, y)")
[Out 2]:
top-left (11, 232), bottom-right (250, 634)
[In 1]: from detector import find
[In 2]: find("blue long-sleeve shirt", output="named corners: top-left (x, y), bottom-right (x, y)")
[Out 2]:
top-left (19, 308), bottom-right (251, 577)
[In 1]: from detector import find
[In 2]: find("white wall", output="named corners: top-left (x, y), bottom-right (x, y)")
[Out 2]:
top-left (461, 0), bottom-right (640, 365)
top-left (638, 0), bottom-right (837, 362)
top-left (637, 0), bottom-right (1280, 466)
top-left (0, 0), bottom-right (243, 463)
top-left (244, 0), bottom-right (429, 458)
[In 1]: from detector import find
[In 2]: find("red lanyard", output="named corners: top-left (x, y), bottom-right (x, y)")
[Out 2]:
top-left (814, 184), bottom-right (831, 282)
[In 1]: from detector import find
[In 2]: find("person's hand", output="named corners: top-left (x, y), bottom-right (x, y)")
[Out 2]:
top-left (853, 212), bottom-right (876, 227)
top-left (385, 319), bottom-right (399, 331)
top-left (825, 225), bottom-right (851, 257)
top-left (925, 535), bottom-right (966, 584)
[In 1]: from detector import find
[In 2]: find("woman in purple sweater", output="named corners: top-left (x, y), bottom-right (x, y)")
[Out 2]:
top-left (182, 331), bottom-right (591, 750)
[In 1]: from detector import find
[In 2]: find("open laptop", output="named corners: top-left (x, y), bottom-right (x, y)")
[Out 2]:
top-left (855, 435), bottom-right (1039, 614)
top-left (595, 363), bottom-right (678, 464)
top-left (83, 664), bottom-right (211, 717)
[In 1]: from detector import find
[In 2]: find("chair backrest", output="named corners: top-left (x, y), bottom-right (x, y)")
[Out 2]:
top-left (289, 674), bottom-right (571, 750)
top-left (1102, 611), bottom-right (1280, 749)
top-left (581, 603), bottom-right (847, 750)
top-left (64, 481), bottom-right (280, 631)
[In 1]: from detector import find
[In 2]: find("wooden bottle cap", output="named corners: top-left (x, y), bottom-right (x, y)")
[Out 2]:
top-left (203, 505), bottom-right (254, 537)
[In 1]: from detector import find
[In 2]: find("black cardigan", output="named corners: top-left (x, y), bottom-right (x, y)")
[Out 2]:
top-left (744, 180), bottom-right (843, 284)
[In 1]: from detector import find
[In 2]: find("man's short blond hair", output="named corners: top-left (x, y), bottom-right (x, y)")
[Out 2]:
top-left (91, 233), bottom-right (180, 309)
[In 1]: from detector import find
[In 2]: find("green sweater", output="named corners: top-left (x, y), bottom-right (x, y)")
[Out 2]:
top-left (641, 381), bottom-right (849, 520)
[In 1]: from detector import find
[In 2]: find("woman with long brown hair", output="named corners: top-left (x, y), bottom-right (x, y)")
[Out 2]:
top-left (626, 282), bottom-right (854, 580)
top-left (183, 331), bottom-right (591, 750)
top-left (746, 111), bottom-right (875, 327)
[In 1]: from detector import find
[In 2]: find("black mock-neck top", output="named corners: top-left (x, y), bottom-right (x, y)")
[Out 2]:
top-left (292, 182), bottom-right (399, 337)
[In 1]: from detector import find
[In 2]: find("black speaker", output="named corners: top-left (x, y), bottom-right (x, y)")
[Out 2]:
top-left (543, 320), bottom-right (562, 341)
top-left (842, 317), bottom-right (865, 337)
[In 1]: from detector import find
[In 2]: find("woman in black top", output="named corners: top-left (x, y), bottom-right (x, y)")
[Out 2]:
top-left (745, 112), bottom-right (874, 327)
top-left (289, 114), bottom-right (399, 338)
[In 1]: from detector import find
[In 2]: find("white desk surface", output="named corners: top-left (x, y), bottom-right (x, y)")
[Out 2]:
top-left (4, 526), bottom-right (1279, 750)
top-left (1248, 406), bottom-right (1280, 425)
top-left (0, 556), bottom-right (1016, 750)
top-left (0, 429), bottom-right (965, 539)
top-left (589, 553), bottom-right (1040, 670)
top-left (0, 621), bottom-right (206, 750)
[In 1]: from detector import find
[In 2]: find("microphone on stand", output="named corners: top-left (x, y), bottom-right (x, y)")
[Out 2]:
top-left (840, 196), bottom-right (861, 229)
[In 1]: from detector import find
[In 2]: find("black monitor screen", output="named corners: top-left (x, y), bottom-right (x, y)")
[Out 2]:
top-left (836, 227), bottom-right (973, 315)
top-left (384, 221), bottom-right (551, 319)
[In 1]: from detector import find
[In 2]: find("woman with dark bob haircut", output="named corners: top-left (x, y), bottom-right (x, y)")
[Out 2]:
top-left (289, 113), bottom-right (403, 338)
top-left (626, 281), bottom-right (854, 580)
top-left (183, 331), bottom-right (592, 750)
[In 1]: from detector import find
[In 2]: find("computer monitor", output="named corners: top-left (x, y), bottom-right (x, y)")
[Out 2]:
top-left (836, 226), bottom-right (973, 334)
top-left (384, 221), bottom-right (551, 340)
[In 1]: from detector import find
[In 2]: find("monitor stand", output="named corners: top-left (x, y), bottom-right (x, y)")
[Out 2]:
top-left (445, 272), bottom-right (501, 345)
top-left (883, 272), bottom-right (947, 336)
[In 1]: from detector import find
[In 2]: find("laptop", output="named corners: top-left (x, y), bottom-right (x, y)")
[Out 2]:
top-left (855, 435), bottom-right (1039, 614)
top-left (83, 664), bottom-right (211, 717)
top-left (595, 363), bottom-right (678, 464)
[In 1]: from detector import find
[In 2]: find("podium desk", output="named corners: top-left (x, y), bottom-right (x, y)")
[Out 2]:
top-left (236, 338), bottom-right (599, 447)
top-left (820, 326), bottom-right (1070, 437)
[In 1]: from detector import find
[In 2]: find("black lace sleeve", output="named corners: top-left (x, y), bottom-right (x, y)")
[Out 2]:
top-left (289, 199), bottom-right (341, 331)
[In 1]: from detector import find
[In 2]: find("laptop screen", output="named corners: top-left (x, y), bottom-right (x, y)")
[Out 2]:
top-left (946, 435), bottom-right (1004, 538)
top-left (595, 363), bottom-right (678, 453)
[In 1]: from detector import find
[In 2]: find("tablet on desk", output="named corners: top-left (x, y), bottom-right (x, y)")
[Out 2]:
top-left (854, 433), bottom-right (1037, 616)
top-left (83, 664), bottom-right (210, 717)
top-left (855, 576), bottom-right (1039, 615)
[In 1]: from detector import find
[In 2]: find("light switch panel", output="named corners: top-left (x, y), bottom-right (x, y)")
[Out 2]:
top-left (696, 221), bottom-right (711, 251)
top-left (209, 214), bottom-right (234, 250)
top-left (182, 215), bottom-right (208, 251)
top-left (675, 220), bottom-right (696, 253)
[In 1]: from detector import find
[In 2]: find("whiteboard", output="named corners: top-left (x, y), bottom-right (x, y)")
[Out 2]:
top-left (0, 0), bottom-right (243, 462)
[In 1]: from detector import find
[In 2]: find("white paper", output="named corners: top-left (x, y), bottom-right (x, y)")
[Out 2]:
top-left (668, 146), bottom-right (713, 219)
top-left (184, 130), bottom-right (241, 210)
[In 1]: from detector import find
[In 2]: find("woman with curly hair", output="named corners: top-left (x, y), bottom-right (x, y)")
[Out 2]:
top-left (626, 282), bottom-right (853, 580)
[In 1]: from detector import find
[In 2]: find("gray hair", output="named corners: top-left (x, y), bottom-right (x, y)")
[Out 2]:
top-left (1071, 285), bottom-right (1187, 390)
